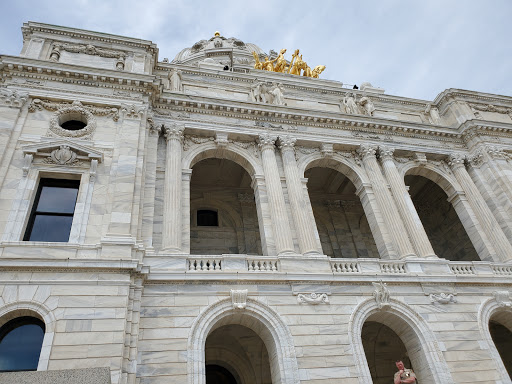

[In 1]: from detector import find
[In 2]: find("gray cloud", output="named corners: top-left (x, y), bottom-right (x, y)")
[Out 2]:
top-left (1, 0), bottom-right (511, 100)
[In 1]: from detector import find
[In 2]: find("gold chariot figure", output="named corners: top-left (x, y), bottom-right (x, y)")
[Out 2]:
top-left (252, 48), bottom-right (325, 78)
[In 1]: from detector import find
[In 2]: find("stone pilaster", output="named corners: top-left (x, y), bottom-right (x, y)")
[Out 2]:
top-left (258, 133), bottom-right (295, 255)
top-left (162, 123), bottom-right (184, 252)
top-left (278, 135), bottom-right (321, 255)
top-left (181, 169), bottom-right (192, 254)
top-left (141, 123), bottom-right (161, 249)
top-left (359, 144), bottom-right (415, 259)
top-left (448, 153), bottom-right (512, 262)
top-left (379, 146), bottom-right (436, 258)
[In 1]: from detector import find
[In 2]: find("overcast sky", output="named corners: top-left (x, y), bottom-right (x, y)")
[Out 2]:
top-left (1, 0), bottom-right (511, 101)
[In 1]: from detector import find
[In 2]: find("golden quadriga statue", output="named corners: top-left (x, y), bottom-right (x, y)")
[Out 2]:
top-left (252, 49), bottom-right (325, 78)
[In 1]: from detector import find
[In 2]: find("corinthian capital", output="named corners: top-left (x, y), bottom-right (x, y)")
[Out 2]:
top-left (163, 123), bottom-right (184, 141)
top-left (378, 146), bottom-right (395, 161)
top-left (358, 143), bottom-right (378, 160)
top-left (258, 133), bottom-right (277, 151)
top-left (484, 145), bottom-right (509, 160)
top-left (447, 153), bottom-right (466, 170)
top-left (278, 135), bottom-right (296, 151)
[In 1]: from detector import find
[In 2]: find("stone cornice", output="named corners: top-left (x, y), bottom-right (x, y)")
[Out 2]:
top-left (435, 88), bottom-right (512, 109)
top-left (22, 22), bottom-right (158, 54)
top-left (0, 56), bottom-right (156, 90)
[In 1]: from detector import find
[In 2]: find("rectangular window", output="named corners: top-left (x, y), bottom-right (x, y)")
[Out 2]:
top-left (23, 178), bottom-right (80, 242)
top-left (197, 210), bottom-right (218, 226)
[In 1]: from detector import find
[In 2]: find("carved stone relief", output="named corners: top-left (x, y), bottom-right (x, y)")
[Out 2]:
top-left (231, 289), bottom-right (248, 310)
top-left (469, 103), bottom-right (512, 120)
top-left (250, 80), bottom-right (286, 106)
top-left (429, 293), bottom-right (457, 304)
top-left (372, 281), bottom-right (390, 309)
top-left (297, 293), bottom-right (329, 305)
top-left (341, 92), bottom-right (375, 116)
top-left (50, 43), bottom-right (127, 70)
top-left (493, 291), bottom-right (512, 308)
top-left (0, 88), bottom-right (28, 107)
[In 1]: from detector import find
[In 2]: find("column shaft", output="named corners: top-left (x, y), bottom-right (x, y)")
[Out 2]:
top-left (449, 154), bottom-right (512, 262)
top-left (162, 124), bottom-right (184, 252)
top-left (279, 136), bottom-right (320, 255)
top-left (259, 134), bottom-right (295, 255)
top-left (359, 144), bottom-right (415, 258)
top-left (379, 147), bottom-right (436, 258)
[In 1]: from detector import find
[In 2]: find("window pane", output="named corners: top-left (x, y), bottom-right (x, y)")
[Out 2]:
top-left (29, 215), bottom-right (73, 242)
top-left (36, 186), bottom-right (78, 213)
top-left (197, 210), bottom-right (218, 226)
top-left (0, 321), bottom-right (44, 372)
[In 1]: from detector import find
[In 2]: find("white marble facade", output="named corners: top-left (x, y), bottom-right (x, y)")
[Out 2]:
top-left (0, 22), bottom-right (512, 384)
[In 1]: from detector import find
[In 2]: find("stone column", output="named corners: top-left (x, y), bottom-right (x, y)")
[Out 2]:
top-left (278, 135), bottom-right (320, 255)
top-left (448, 153), bottom-right (512, 262)
top-left (359, 144), bottom-right (416, 259)
top-left (379, 146), bottom-right (436, 258)
top-left (181, 169), bottom-right (192, 254)
top-left (141, 123), bottom-right (161, 248)
top-left (162, 123), bottom-right (184, 252)
top-left (258, 133), bottom-right (295, 255)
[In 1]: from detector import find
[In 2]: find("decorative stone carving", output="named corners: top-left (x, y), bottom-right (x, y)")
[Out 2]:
top-left (447, 153), bottom-right (466, 170)
top-left (258, 133), bottom-right (277, 151)
top-left (23, 140), bottom-right (103, 171)
top-left (153, 108), bottom-right (190, 119)
top-left (378, 145), bottom-right (395, 161)
top-left (22, 154), bottom-right (33, 177)
top-left (51, 43), bottom-right (126, 68)
top-left (215, 132), bottom-right (229, 147)
top-left (250, 80), bottom-right (285, 105)
top-left (493, 291), bottom-right (512, 308)
top-left (0, 88), bottom-right (28, 107)
top-left (341, 92), bottom-right (375, 116)
top-left (424, 103), bottom-right (441, 125)
top-left (467, 150), bottom-right (484, 168)
top-left (167, 69), bottom-right (183, 92)
top-left (164, 123), bottom-right (185, 142)
top-left (372, 281), bottom-right (390, 309)
top-left (29, 98), bottom-right (119, 120)
top-left (469, 103), bottom-right (512, 120)
top-left (320, 143), bottom-right (333, 158)
top-left (297, 293), bottom-right (329, 305)
top-left (121, 104), bottom-right (146, 119)
top-left (484, 145), bottom-right (509, 160)
top-left (358, 143), bottom-right (378, 160)
top-left (238, 193), bottom-right (254, 205)
top-left (429, 293), bottom-right (457, 304)
top-left (277, 135), bottom-right (296, 151)
top-left (44, 145), bottom-right (80, 165)
top-left (230, 289), bottom-right (248, 310)
top-left (182, 135), bottom-right (214, 151)
top-left (230, 139), bottom-right (260, 159)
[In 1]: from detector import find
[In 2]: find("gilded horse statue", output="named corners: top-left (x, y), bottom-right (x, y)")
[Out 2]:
top-left (252, 48), bottom-right (325, 79)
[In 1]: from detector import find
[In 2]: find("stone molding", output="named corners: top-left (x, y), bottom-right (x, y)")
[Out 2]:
top-left (22, 140), bottom-right (103, 171)
top-left (349, 297), bottom-right (454, 384)
top-left (187, 298), bottom-right (300, 384)
top-left (477, 296), bottom-right (512, 383)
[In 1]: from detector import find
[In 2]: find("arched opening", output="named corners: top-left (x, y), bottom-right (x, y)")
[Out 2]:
top-left (489, 313), bottom-right (512, 379)
top-left (205, 324), bottom-right (271, 384)
top-left (362, 321), bottom-right (413, 384)
top-left (206, 364), bottom-right (238, 384)
top-left (405, 174), bottom-right (479, 261)
top-left (0, 316), bottom-right (45, 372)
top-left (305, 166), bottom-right (378, 258)
top-left (190, 158), bottom-right (262, 255)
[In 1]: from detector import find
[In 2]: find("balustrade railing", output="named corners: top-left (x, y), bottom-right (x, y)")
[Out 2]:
top-left (450, 263), bottom-right (475, 275)
top-left (247, 258), bottom-right (279, 272)
top-left (188, 258), bottom-right (222, 271)
top-left (331, 260), bottom-right (360, 273)
top-left (380, 262), bottom-right (407, 274)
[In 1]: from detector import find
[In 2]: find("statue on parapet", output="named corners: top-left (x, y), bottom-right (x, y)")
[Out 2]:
top-left (252, 48), bottom-right (325, 79)
top-left (394, 361), bottom-right (416, 384)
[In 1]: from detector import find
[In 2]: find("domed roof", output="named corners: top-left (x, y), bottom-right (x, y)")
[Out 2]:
top-left (171, 32), bottom-right (266, 69)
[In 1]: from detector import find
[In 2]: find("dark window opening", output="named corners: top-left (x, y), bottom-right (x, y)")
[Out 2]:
top-left (0, 316), bottom-right (45, 372)
top-left (60, 120), bottom-right (86, 131)
top-left (197, 210), bottom-right (218, 226)
top-left (24, 178), bottom-right (80, 242)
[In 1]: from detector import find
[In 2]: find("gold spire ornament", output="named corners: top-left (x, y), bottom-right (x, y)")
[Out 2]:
top-left (252, 48), bottom-right (325, 78)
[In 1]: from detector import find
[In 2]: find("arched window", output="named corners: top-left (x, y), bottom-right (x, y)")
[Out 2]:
top-left (0, 316), bottom-right (45, 372)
